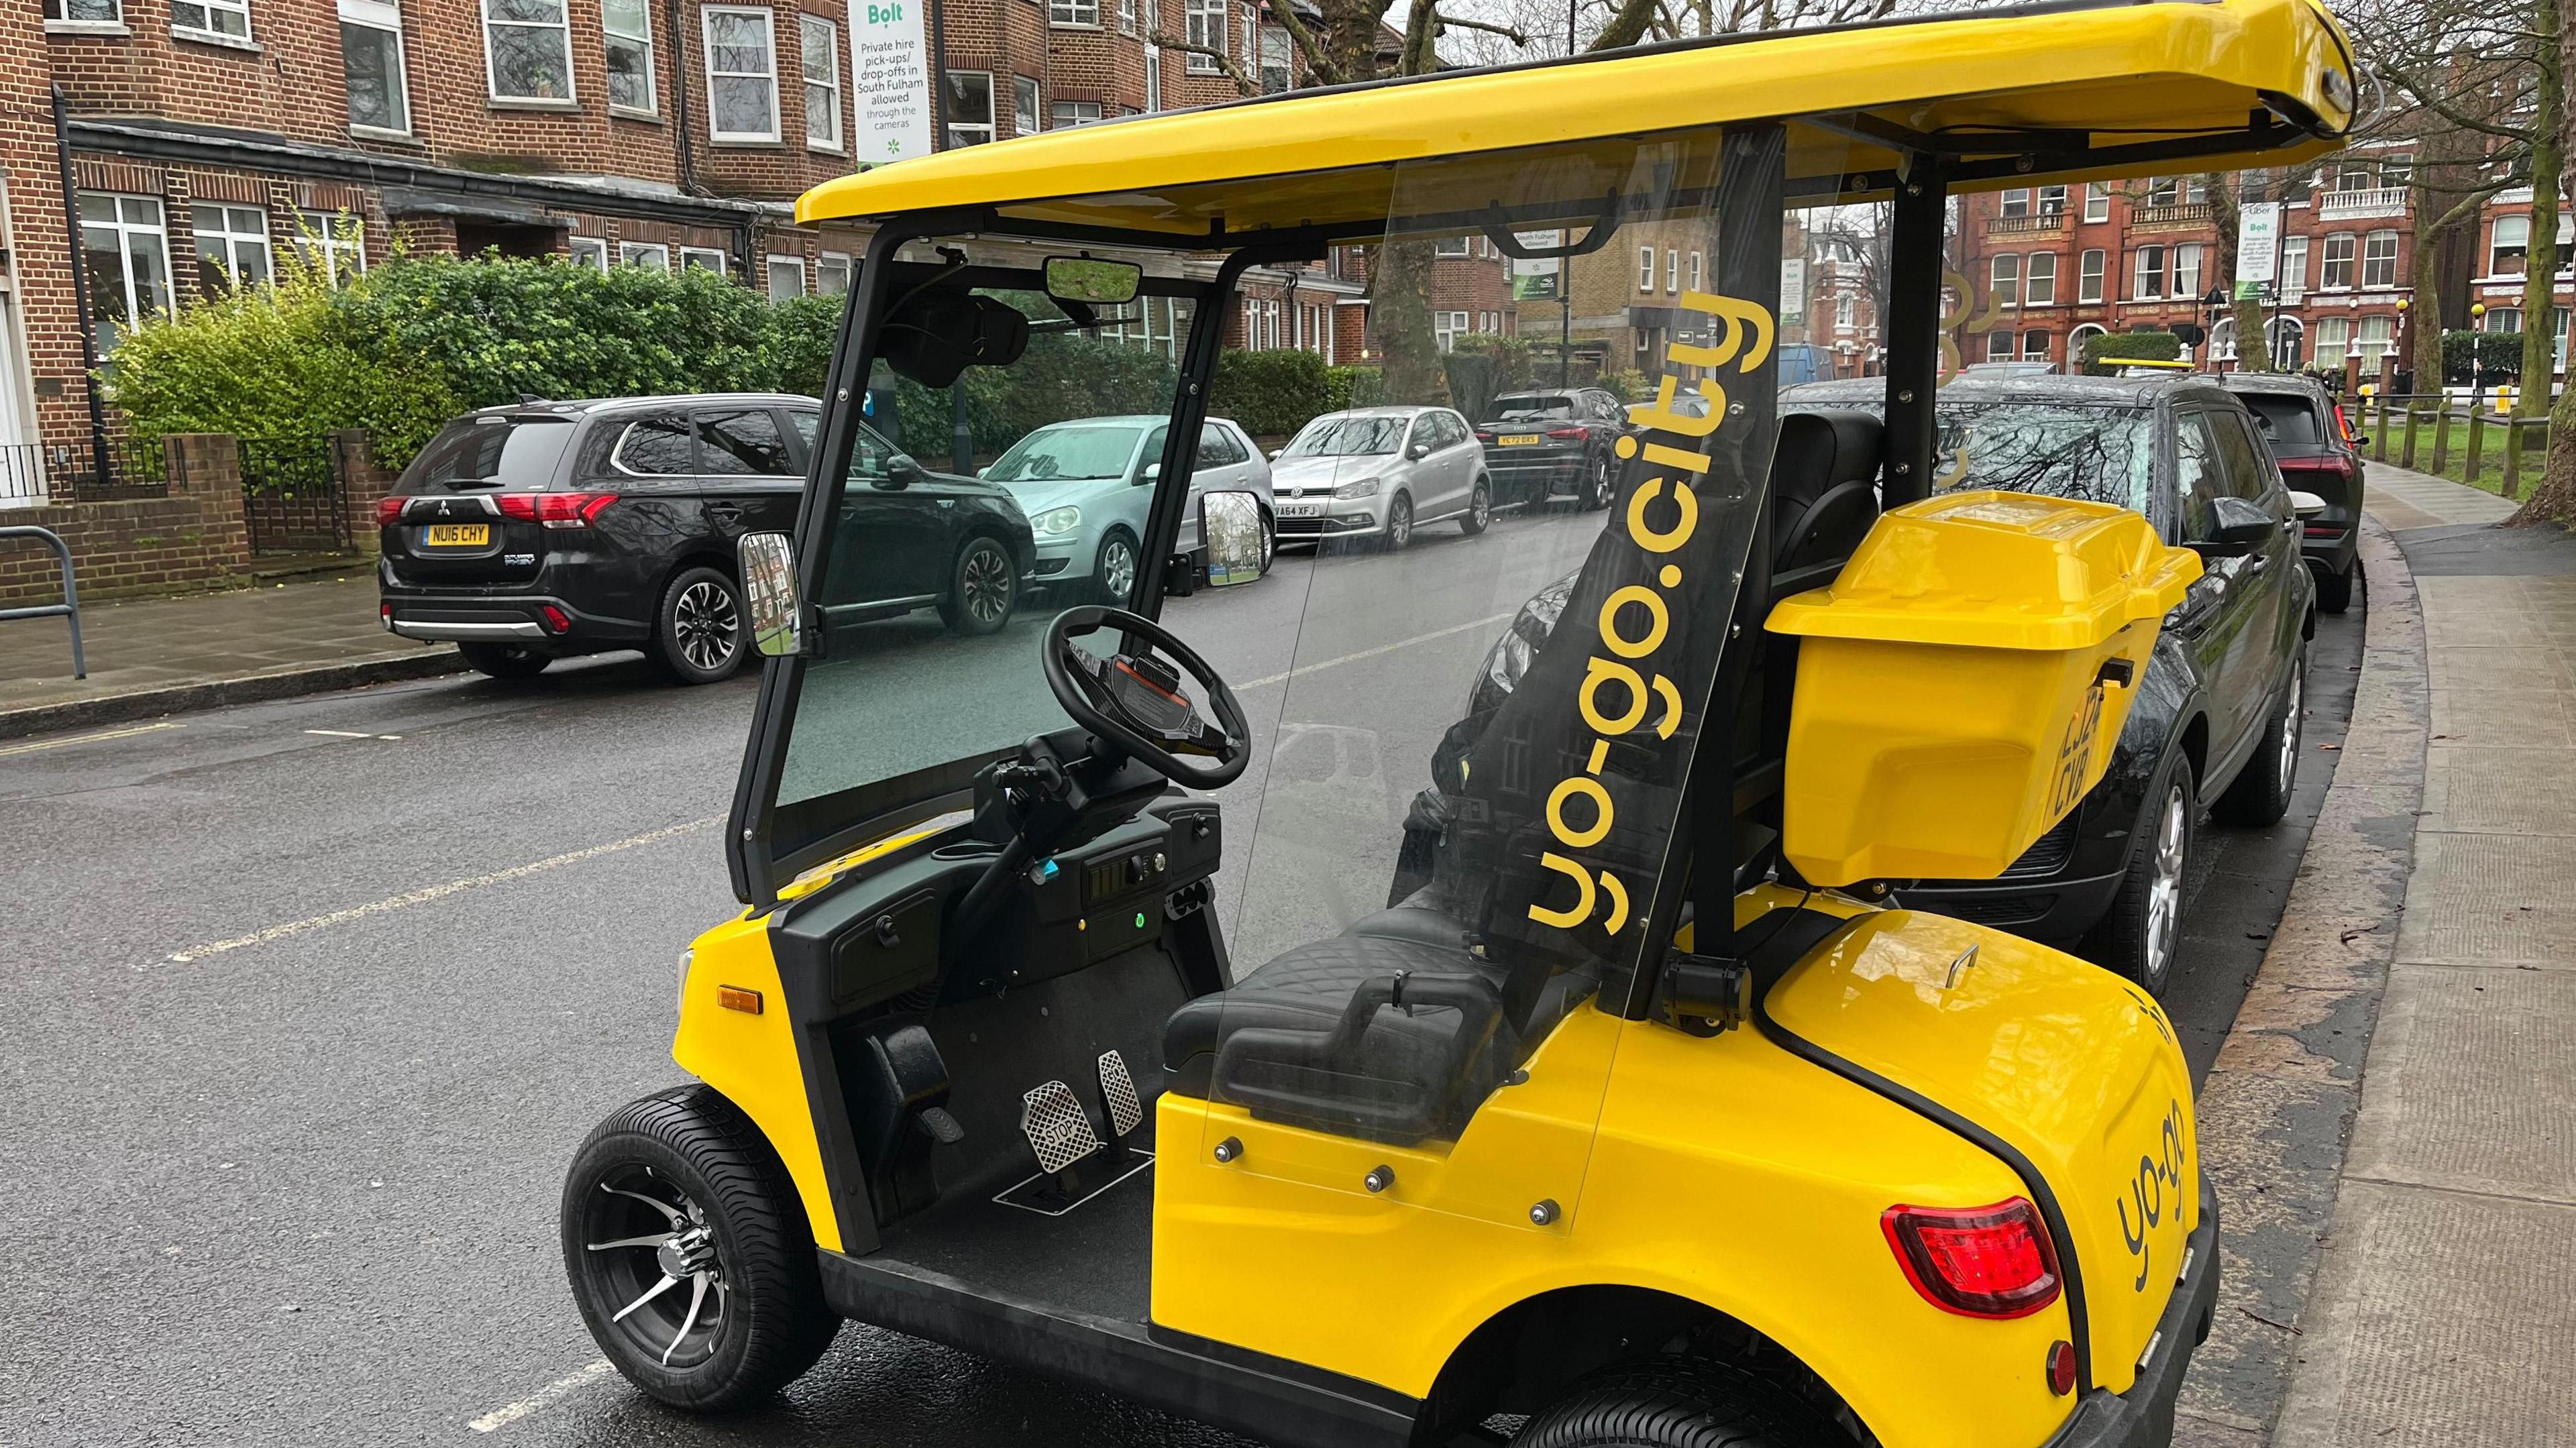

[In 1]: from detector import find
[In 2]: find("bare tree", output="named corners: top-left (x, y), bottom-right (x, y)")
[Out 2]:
top-left (2520, 0), bottom-right (2576, 522)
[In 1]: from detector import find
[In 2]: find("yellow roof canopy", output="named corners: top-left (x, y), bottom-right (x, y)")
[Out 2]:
top-left (797, 0), bottom-right (2355, 243)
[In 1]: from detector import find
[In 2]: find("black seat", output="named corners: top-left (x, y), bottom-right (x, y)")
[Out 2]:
top-left (1770, 409), bottom-right (1884, 596)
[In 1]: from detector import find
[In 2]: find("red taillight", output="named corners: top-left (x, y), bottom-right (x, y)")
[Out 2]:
top-left (1546, 425), bottom-right (1591, 441)
top-left (376, 496), bottom-right (405, 526)
top-left (2303, 523), bottom-right (2346, 539)
top-left (539, 604), bottom-right (572, 634)
top-left (2331, 402), bottom-right (2356, 445)
top-left (1882, 1199), bottom-right (2062, 1319)
top-left (1474, 431), bottom-right (1494, 442)
top-left (496, 492), bottom-right (618, 528)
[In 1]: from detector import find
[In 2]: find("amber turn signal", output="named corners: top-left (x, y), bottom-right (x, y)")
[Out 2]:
top-left (717, 985), bottom-right (764, 1015)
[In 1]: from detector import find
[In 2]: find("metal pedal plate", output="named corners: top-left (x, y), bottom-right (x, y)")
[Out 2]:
top-left (1019, 1080), bottom-right (1102, 1176)
top-left (1097, 1049), bottom-right (1142, 1138)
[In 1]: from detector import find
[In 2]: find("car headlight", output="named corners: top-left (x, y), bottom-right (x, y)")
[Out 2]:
top-left (1483, 628), bottom-right (1532, 702)
top-left (1031, 506), bottom-right (1082, 536)
top-left (1332, 476), bottom-right (1382, 500)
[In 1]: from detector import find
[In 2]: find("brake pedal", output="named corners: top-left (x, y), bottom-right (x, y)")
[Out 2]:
top-left (1020, 1080), bottom-right (1103, 1175)
top-left (917, 1106), bottom-right (965, 1146)
top-left (1097, 1050), bottom-right (1143, 1138)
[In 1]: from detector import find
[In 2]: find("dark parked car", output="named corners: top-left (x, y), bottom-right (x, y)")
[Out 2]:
top-left (2222, 371), bottom-right (2365, 612)
top-left (378, 395), bottom-right (1034, 684)
top-left (1472, 388), bottom-right (1631, 510)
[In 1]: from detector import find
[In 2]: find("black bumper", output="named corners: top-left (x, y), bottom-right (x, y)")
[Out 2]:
top-left (1893, 867), bottom-right (2124, 940)
top-left (2042, 1182), bottom-right (2221, 1448)
top-left (378, 590), bottom-right (648, 653)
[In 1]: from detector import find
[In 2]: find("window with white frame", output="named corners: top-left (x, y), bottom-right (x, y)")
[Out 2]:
top-left (2358, 314), bottom-right (2394, 367)
top-left (2491, 215), bottom-right (2530, 276)
top-left (1185, 0), bottom-right (1223, 72)
top-left (568, 235), bottom-right (610, 272)
top-left (1990, 254), bottom-right (2019, 308)
top-left (1688, 251), bottom-right (1703, 292)
top-left (1479, 311), bottom-right (1498, 333)
top-left (947, 72), bottom-right (995, 145)
top-left (2022, 329), bottom-right (2050, 361)
top-left (602, 0), bottom-right (653, 111)
top-left (1638, 245), bottom-right (1654, 292)
top-left (292, 210), bottom-right (366, 286)
top-left (704, 7), bottom-right (779, 142)
top-left (1834, 291), bottom-right (1855, 329)
top-left (2131, 244), bottom-right (2165, 299)
top-left (1119, 0), bottom-right (1133, 32)
top-left (45, 0), bottom-right (124, 23)
top-left (79, 194), bottom-right (172, 355)
top-left (1260, 25), bottom-right (1289, 93)
top-left (1986, 329), bottom-right (2013, 362)
top-left (1144, 38), bottom-right (1161, 111)
top-left (619, 241), bottom-right (670, 272)
top-left (2172, 242), bottom-right (2204, 300)
top-left (2361, 230), bottom-right (2397, 289)
top-left (340, 0), bottom-right (411, 133)
top-left (193, 203), bottom-right (271, 291)
top-left (2025, 252), bottom-right (2056, 305)
top-left (1050, 99), bottom-right (1099, 127)
top-left (678, 245), bottom-right (727, 274)
top-left (2279, 234), bottom-right (2308, 300)
top-left (2314, 316), bottom-right (2350, 371)
top-left (2483, 307), bottom-right (2523, 333)
top-left (802, 15), bottom-right (841, 148)
top-left (1434, 236), bottom-right (1470, 257)
top-left (1013, 76), bottom-right (1039, 136)
top-left (2037, 184), bottom-right (2067, 215)
top-left (2145, 176), bottom-right (2178, 208)
top-left (1239, 3), bottom-right (1253, 71)
top-left (2078, 247), bottom-right (2104, 302)
top-left (816, 252), bottom-right (851, 295)
top-left (1051, 0), bottom-right (1097, 24)
top-left (2555, 309), bottom-right (2569, 372)
top-left (484, 0), bottom-right (572, 101)
top-left (2084, 182), bottom-right (2110, 223)
top-left (766, 254), bottom-right (806, 300)
top-left (1998, 188), bottom-right (2030, 218)
top-left (172, 0), bottom-right (250, 42)
top-left (2319, 233), bottom-right (2355, 289)
top-left (1665, 247), bottom-right (1678, 292)
top-left (1434, 310), bottom-right (1468, 352)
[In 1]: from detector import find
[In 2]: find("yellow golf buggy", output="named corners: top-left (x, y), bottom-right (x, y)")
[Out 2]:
top-left (559, 3), bottom-right (2357, 1444)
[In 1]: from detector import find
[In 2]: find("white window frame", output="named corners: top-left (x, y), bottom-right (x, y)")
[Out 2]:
top-left (2084, 182), bottom-right (2110, 223)
top-left (2078, 247), bottom-right (2105, 303)
top-left (1986, 329), bottom-right (2014, 362)
top-left (602, 0), bottom-right (655, 114)
top-left (2131, 244), bottom-right (2165, 300)
top-left (2025, 252), bottom-right (2056, 306)
top-left (678, 245), bottom-right (728, 274)
top-left (2357, 313), bottom-right (2395, 367)
top-left (2037, 184), bottom-right (2067, 215)
top-left (2491, 215), bottom-right (2530, 277)
top-left (1990, 253), bottom-right (2020, 309)
top-left (949, 72), bottom-right (997, 146)
top-left (619, 241), bottom-right (671, 272)
top-left (1688, 251), bottom-right (1703, 292)
top-left (766, 254), bottom-right (806, 300)
top-left (1434, 310), bottom-right (1468, 353)
top-left (2172, 242), bottom-right (2203, 301)
top-left (1665, 247), bottom-right (1678, 292)
top-left (1434, 236), bottom-right (1470, 257)
top-left (483, 0), bottom-right (574, 103)
top-left (171, 0), bottom-right (251, 44)
top-left (1051, 99), bottom-right (1101, 128)
top-left (2022, 328), bottom-right (2050, 362)
top-left (1998, 188), bottom-right (2030, 218)
top-left (1638, 245), bottom-right (1655, 292)
top-left (44, 0), bottom-right (127, 28)
top-left (2279, 234), bottom-right (2309, 300)
top-left (816, 252), bottom-right (852, 296)
top-left (1834, 291), bottom-right (1855, 329)
top-left (2314, 315), bottom-right (2350, 371)
top-left (2360, 230), bottom-right (2397, 290)
top-left (1013, 75), bottom-right (1040, 137)
top-left (801, 15), bottom-right (841, 150)
top-left (568, 235), bottom-right (610, 272)
top-left (2320, 233), bottom-right (2357, 290)
top-left (702, 5), bottom-right (780, 143)
top-left (1119, 0), bottom-right (1134, 33)
top-left (1185, 0), bottom-right (1224, 73)
top-left (339, 0), bottom-right (412, 135)
top-left (292, 209), bottom-right (366, 286)
top-left (193, 203), bottom-right (271, 290)
top-left (1051, 0), bottom-right (1098, 24)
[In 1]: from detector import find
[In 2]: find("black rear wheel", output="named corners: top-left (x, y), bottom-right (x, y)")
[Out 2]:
top-left (2214, 647), bottom-right (2305, 826)
top-left (939, 535), bottom-right (1018, 634)
top-left (2316, 559), bottom-right (2356, 614)
top-left (1517, 1359), bottom-right (1847, 1448)
top-left (1582, 453), bottom-right (1615, 511)
top-left (649, 566), bottom-right (747, 685)
top-left (562, 1086), bottom-right (839, 1411)
top-left (458, 642), bottom-right (551, 680)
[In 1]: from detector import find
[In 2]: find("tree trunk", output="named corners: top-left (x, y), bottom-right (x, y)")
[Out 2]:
top-left (2518, 0), bottom-right (2564, 427)
top-left (1371, 238), bottom-right (1450, 404)
top-left (2514, 0), bottom-right (2576, 522)
top-left (2410, 190), bottom-right (2447, 410)
top-left (2206, 174), bottom-right (2245, 369)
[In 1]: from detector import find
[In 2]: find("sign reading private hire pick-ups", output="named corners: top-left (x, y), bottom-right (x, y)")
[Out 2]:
top-left (853, 0), bottom-right (931, 165)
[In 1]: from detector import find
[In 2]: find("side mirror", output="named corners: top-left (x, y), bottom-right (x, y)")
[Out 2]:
top-left (2289, 489), bottom-right (2328, 518)
top-left (2192, 495), bottom-right (2276, 557)
top-left (739, 532), bottom-right (805, 657)
top-left (1140, 461), bottom-right (1162, 484)
top-left (1407, 441), bottom-right (1432, 461)
top-left (1269, 448), bottom-right (1284, 461)
top-left (1200, 490), bottom-right (1266, 588)
top-left (881, 453), bottom-right (924, 490)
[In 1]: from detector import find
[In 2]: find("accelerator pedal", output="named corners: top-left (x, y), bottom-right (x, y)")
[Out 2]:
top-left (1097, 1050), bottom-right (1143, 1138)
top-left (1019, 1080), bottom-right (1103, 1176)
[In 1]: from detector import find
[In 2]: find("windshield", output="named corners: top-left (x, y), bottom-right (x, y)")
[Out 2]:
top-left (1931, 401), bottom-right (2156, 513)
top-left (986, 422), bottom-right (1148, 484)
top-left (2239, 393), bottom-right (2324, 448)
top-left (1284, 415), bottom-right (1404, 457)
top-left (1489, 394), bottom-right (1574, 421)
top-left (397, 416), bottom-right (576, 493)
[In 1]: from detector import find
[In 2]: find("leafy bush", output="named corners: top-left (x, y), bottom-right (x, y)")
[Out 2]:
top-left (1597, 370), bottom-right (1653, 403)
top-left (2441, 329), bottom-right (2524, 384)
top-left (1326, 366), bottom-right (1385, 410)
top-left (1450, 333), bottom-right (1535, 392)
top-left (1211, 349), bottom-right (1336, 437)
top-left (1443, 351), bottom-right (1502, 426)
top-left (2079, 329), bottom-right (2181, 375)
top-left (892, 333), bottom-right (1177, 464)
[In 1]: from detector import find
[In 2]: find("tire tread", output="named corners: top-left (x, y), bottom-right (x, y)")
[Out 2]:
top-left (1517, 1358), bottom-right (1845, 1448)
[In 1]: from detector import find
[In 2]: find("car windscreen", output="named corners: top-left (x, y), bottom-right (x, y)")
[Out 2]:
top-left (1930, 400), bottom-right (2156, 514)
top-left (985, 423), bottom-right (1147, 484)
top-left (1283, 416), bottom-right (1403, 457)
top-left (1487, 395), bottom-right (1576, 423)
top-left (2237, 393), bottom-right (2325, 449)
top-left (397, 416), bottom-right (578, 493)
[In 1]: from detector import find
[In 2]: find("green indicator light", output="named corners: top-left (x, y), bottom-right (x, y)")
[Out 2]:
top-left (1134, 912), bottom-right (1148, 928)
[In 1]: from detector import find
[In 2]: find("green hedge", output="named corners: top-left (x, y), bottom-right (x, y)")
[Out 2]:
top-left (1211, 349), bottom-right (1336, 437)
top-left (2441, 329), bottom-right (2524, 384)
top-left (2079, 329), bottom-right (2181, 375)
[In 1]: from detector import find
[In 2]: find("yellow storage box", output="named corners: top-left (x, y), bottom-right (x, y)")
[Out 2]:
top-left (1766, 490), bottom-right (2201, 887)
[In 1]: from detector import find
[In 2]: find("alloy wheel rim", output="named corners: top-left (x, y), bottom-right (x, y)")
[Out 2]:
top-left (1099, 539), bottom-right (1135, 602)
top-left (1472, 483), bottom-right (1490, 527)
top-left (1390, 496), bottom-right (1412, 547)
top-left (2278, 667), bottom-right (2303, 785)
top-left (582, 1166), bottom-right (727, 1370)
top-left (674, 581), bottom-right (739, 672)
top-left (966, 543), bottom-right (1014, 621)
top-left (2143, 783), bottom-right (2187, 988)
top-left (1593, 457), bottom-right (1611, 506)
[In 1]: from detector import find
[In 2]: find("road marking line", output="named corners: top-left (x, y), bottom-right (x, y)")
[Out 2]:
top-left (468, 1359), bottom-right (616, 1434)
top-left (304, 728), bottom-right (375, 738)
top-left (0, 721), bottom-right (182, 757)
top-left (1236, 610), bottom-right (1517, 691)
top-left (163, 817), bottom-right (720, 964)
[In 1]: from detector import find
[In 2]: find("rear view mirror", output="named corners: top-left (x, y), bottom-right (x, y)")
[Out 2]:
top-left (740, 532), bottom-right (804, 657)
top-left (2288, 489), bottom-right (2328, 518)
top-left (1201, 491), bottom-right (1266, 588)
top-left (1044, 256), bottom-right (1142, 305)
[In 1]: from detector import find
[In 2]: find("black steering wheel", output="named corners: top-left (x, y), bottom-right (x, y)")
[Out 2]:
top-left (1042, 606), bottom-right (1249, 788)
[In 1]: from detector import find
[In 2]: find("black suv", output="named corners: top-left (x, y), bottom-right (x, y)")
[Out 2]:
top-left (2221, 372), bottom-right (2366, 612)
top-left (1472, 388), bottom-right (1632, 510)
top-left (378, 396), bottom-right (1035, 683)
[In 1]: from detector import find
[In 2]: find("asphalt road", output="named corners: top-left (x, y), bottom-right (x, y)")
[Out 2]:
top-left (0, 502), bottom-right (2359, 1447)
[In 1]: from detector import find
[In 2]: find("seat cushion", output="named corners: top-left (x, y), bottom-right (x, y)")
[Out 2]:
top-left (1161, 930), bottom-right (1493, 1101)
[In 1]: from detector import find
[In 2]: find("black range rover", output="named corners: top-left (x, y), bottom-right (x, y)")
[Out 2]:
top-left (378, 395), bottom-right (1035, 683)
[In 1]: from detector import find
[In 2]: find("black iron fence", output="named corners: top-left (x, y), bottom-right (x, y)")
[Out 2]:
top-left (239, 436), bottom-right (352, 556)
top-left (58, 437), bottom-right (180, 502)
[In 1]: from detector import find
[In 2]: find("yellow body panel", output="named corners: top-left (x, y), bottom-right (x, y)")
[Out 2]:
top-left (672, 911), bottom-right (843, 1253)
top-left (796, 0), bottom-right (2350, 231)
top-left (1767, 492), bottom-right (2200, 886)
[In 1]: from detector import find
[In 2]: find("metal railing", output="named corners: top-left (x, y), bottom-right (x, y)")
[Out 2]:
top-left (64, 438), bottom-right (178, 502)
top-left (2318, 187), bottom-right (2409, 221)
top-left (0, 524), bottom-right (85, 678)
top-left (0, 443), bottom-right (45, 506)
top-left (239, 437), bottom-right (353, 556)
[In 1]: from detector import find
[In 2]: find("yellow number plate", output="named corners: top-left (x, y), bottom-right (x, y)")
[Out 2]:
top-left (423, 523), bottom-right (490, 547)
top-left (1500, 433), bottom-right (1545, 446)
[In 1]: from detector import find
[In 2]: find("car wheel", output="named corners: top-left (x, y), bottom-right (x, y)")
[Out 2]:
top-left (1582, 453), bottom-right (1614, 511)
top-left (2316, 559), bottom-right (2357, 614)
top-left (2216, 647), bottom-right (2306, 826)
top-left (1460, 477), bottom-right (1492, 536)
top-left (562, 1086), bottom-right (840, 1411)
top-left (1385, 492), bottom-right (1415, 550)
top-left (1090, 530), bottom-right (1140, 606)
top-left (2083, 758), bottom-right (2196, 998)
top-left (458, 642), bottom-right (551, 680)
top-left (649, 566), bottom-right (747, 685)
top-left (1517, 1358), bottom-right (1844, 1448)
top-left (939, 535), bottom-right (1018, 635)
top-left (1257, 509), bottom-right (1277, 577)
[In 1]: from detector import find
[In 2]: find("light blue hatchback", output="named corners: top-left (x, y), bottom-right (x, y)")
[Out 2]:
top-left (980, 414), bottom-right (1273, 601)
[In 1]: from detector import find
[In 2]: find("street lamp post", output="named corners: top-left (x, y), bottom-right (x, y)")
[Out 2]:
top-left (1558, 0), bottom-right (1575, 388)
top-left (2202, 285), bottom-right (2229, 372)
top-left (2471, 300), bottom-right (2487, 409)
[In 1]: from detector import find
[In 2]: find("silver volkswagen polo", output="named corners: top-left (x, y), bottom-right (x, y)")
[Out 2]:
top-left (1267, 405), bottom-right (1492, 549)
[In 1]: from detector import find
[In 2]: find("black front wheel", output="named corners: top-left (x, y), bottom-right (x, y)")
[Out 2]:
top-left (939, 535), bottom-right (1019, 634)
top-left (1460, 478), bottom-right (1492, 536)
top-left (2083, 758), bottom-right (2196, 997)
top-left (1383, 492), bottom-right (1415, 550)
top-left (458, 642), bottom-right (551, 680)
top-left (1582, 453), bottom-right (1615, 511)
top-left (1518, 1359), bottom-right (1846, 1448)
top-left (563, 1086), bottom-right (840, 1411)
top-left (649, 567), bottom-right (747, 685)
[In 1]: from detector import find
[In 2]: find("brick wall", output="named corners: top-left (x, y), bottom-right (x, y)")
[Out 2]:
top-left (332, 428), bottom-right (395, 554)
top-left (0, 434), bottom-right (250, 606)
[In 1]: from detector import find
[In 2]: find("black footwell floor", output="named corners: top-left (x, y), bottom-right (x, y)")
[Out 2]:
top-left (875, 1156), bottom-right (1159, 1324)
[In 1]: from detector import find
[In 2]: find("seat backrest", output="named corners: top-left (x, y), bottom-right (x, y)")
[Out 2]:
top-left (1770, 409), bottom-right (1884, 590)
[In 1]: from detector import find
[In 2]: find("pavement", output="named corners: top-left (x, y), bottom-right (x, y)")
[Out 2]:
top-left (0, 567), bottom-right (462, 740)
